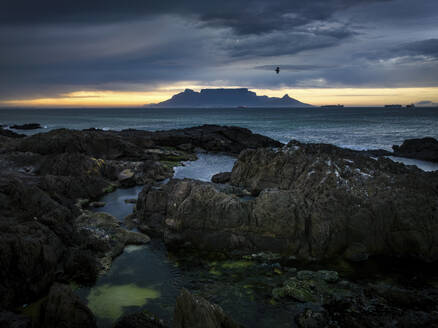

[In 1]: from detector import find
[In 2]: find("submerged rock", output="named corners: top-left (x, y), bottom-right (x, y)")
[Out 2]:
top-left (10, 123), bottom-right (42, 130)
top-left (174, 288), bottom-right (243, 328)
top-left (211, 171), bottom-right (231, 183)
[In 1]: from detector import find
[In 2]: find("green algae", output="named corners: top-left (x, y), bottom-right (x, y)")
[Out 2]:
top-left (221, 260), bottom-right (254, 270)
top-left (209, 268), bottom-right (223, 276)
top-left (87, 283), bottom-right (160, 321)
top-left (102, 184), bottom-right (117, 193)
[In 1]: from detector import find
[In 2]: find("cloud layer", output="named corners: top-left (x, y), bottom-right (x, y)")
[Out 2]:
top-left (1, 0), bottom-right (437, 101)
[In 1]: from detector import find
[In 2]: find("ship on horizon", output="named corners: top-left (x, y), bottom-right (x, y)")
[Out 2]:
top-left (384, 104), bottom-right (403, 108)
top-left (320, 104), bottom-right (344, 109)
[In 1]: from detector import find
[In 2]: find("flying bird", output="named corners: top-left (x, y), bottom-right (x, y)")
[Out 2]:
top-left (275, 66), bottom-right (280, 74)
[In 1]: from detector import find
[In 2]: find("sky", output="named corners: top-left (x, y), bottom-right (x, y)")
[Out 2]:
top-left (1, 0), bottom-right (438, 107)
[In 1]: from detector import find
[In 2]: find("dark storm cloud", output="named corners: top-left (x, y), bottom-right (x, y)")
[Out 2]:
top-left (1, 0), bottom-right (387, 35)
top-left (1, 0), bottom-right (438, 102)
top-left (400, 39), bottom-right (438, 59)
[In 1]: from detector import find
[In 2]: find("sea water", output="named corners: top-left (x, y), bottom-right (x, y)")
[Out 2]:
top-left (1, 107), bottom-right (438, 151)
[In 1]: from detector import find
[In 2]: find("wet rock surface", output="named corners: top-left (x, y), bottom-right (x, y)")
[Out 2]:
top-left (393, 137), bottom-right (438, 162)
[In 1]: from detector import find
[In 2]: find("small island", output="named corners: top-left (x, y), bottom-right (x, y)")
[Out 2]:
top-left (146, 88), bottom-right (312, 108)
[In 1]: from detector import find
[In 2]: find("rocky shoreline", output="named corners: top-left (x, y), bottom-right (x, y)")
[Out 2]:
top-left (1, 125), bottom-right (438, 327)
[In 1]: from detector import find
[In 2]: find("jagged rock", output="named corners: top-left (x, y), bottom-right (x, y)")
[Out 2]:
top-left (393, 137), bottom-right (438, 162)
top-left (39, 283), bottom-right (96, 328)
top-left (211, 172), bottom-right (231, 183)
top-left (137, 141), bottom-right (438, 262)
top-left (0, 175), bottom-right (71, 308)
top-left (174, 288), bottom-right (243, 328)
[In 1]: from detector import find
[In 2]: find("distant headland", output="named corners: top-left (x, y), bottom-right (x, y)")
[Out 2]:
top-left (146, 88), bottom-right (312, 108)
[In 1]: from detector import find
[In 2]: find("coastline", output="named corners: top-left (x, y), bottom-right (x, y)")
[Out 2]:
top-left (1, 125), bottom-right (438, 327)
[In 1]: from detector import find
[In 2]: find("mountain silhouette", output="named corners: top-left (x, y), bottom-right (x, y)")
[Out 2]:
top-left (146, 88), bottom-right (312, 108)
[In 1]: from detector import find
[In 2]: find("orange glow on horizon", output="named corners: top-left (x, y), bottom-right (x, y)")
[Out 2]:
top-left (1, 86), bottom-right (438, 107)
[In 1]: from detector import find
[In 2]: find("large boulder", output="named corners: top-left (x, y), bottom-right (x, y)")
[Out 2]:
top-left (174, 288), bottom-right (243, 328)
top-left (393, 137), bottom-right (438, 162)
top-left (136, 141), bottom-right (438, 262)
top-left (0, 175), bottom-right (72, 308)
top-left (39, 283), bottom-right (96, 328)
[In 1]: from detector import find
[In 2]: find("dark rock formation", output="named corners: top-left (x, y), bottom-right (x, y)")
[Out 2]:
top-left (0, 124), bottom-right (277, 314)
top-left (141, 125), bottom-right (283, 155)
top-left (147, 88), bottom-right (312, 108)
top-left (10, 123), bottom-right (42, 130)
top-left (174, 288), bottom-right (243, 328)
top-left (278, 269), bottom-right (438, 328)
top-left (39, 283), bottom-right (96, 328)
top-left (393, 137), bottom-right (438, 162)
top-left (15, 125), bottom-right (280, 157)
top-left (136, 141), bottom-right (438, 262)
top-left (211, 172), bottom-right (231, 183)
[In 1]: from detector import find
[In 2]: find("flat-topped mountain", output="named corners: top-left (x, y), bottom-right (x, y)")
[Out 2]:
top-left (147, 88), bottom-right (312, 108)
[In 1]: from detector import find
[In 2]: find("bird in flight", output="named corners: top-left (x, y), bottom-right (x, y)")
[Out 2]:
top-left (275, 66), bottom-right (280, 74)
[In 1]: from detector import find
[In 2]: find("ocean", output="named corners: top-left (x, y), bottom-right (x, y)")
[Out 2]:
top-left (1, 107), bottom-right (438, 151)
